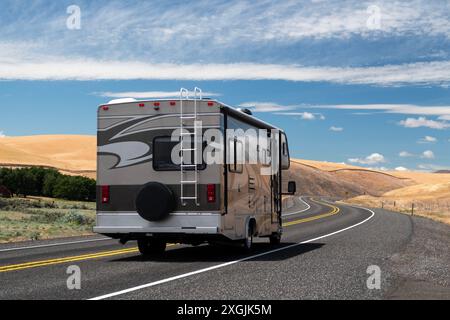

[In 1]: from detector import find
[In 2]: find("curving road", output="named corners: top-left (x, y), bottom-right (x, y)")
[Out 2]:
top-left (0, 197), bottom-right (449, 300)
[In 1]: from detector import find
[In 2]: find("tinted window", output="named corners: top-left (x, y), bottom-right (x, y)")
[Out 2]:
top-left (153, 136), bottom-right (206, 171)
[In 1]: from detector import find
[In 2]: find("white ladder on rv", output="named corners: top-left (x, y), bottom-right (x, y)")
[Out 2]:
top-left (179, 87), bottom-right (201, 206)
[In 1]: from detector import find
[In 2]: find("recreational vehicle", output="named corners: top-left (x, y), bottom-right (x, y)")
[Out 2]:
top-left (94, 88), bottom-right (296, 255)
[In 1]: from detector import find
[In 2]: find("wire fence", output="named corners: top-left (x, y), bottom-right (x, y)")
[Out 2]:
top-left (378, 199), bottom-right (450, 216)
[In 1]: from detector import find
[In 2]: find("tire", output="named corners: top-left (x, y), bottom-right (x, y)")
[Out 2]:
top-left (135, 182), bottom-right (174, 222)
top-left (269, 233), bottom-right (281, 245)
top-left (242, 224), bottom-right (254, 251)
top-left (137, 238), bottom-right (166, 256)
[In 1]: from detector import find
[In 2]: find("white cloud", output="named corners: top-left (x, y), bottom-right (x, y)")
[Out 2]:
top-left (277, 112), bottom-right (325, 120)
top-left (0, 1), bottom-right (450, 86)
top-left (421, 150), bottom-right (435, 159)
top-left (329, 126), bottom-right (344, 132)
top-left (97, 91), bottom-right (220, 99)
top-left (1, 59), bottom-right (450, 86)
top-left (0, 131), bottom-right (5, 138)
top-left (395, 166), bottom-right (409, 172)
top-left (418, 164), bottom-right (450, 172)
top-left (300, 112), bottom-right (316, 120)
top-left (399, 151), bottom-right (414, 157)
top-left (310, 104), bottom-right (450, 117)
top-left (398, 117), bottom-right (450, 130)
top-left (238, 102), bottom-right (297, 113)
top-left (348, 153), bottom-right (386, 165)
top-left (418, 135), bottom-right (437, 143)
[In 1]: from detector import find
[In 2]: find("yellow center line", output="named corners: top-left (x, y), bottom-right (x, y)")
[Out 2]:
top-left (284, 198), bottom-right (340, 227)
top-left (0, 199), bottom-right (338, 273)
top-left (0, 245), bottom-right (175, 273)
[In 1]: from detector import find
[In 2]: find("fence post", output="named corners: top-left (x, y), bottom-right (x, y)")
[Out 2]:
top-left (411, 203), bottom-right (414, 216)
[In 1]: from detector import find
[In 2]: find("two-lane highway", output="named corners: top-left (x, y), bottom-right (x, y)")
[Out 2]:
top-left (0, 197), bottom-right (448, 300)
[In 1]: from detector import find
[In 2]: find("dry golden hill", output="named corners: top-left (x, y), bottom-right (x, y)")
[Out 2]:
top-left (1, 136), bottom-right (449, 218)
top-left (294, 158), bottom-right (450, 224)
top-left (286, 159), bottom-right (412, 198)
top-left (0, 135), bottom-right (96, 178)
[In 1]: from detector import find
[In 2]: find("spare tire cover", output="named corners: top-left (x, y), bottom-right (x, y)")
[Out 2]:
top-left (135, 182), bottom-right (174, 221)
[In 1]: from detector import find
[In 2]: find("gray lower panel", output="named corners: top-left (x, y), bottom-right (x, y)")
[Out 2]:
top-left (94, 212), bottom-right (222, 234)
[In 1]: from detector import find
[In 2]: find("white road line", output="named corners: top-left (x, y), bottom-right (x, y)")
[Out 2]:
top-left (282, 196), bottom-right (311, 217)
top-left (0, 237), bottom-right (112, 253)
top-left (89, 206), bottom-right (375, 300)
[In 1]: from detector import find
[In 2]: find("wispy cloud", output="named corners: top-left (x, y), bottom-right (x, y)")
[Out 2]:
top-left (97, 91), bottom-right (220, 99)
top-left (277, 112), bottom-right (325, 120)
top-left (2, 60), bottom-right (450, 85)
top-left (348, 153), bottom-right (386, 165)
top-left (399, 151), bottom-right (414, 157)
top-left (310, 104), bottom-right (450, 117)
top-left (238, 102), bottom-right (297, 113)
top-left (418, 136), bottom-right (437, 144)
top-left (417, 164), bottom-right (450, 172)
top-left (1, 0), bottom-right (450, 85)
top-left (421, 150), bottom-right (435, 159)
top-left (398, 117), bottom-right (450, 130)
top-left (329, 126), bottom-right (344, 132)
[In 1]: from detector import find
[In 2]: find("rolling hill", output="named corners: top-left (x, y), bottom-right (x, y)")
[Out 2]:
top-left (0, 135), bottom-right (96, 178)
top-left (0, 135), bottom-right (449, 224)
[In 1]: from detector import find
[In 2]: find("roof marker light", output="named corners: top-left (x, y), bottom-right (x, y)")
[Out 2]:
top-left (207, 102), bottom-right (214, 107)
top-left (102, 106), bottom-right (109, 111)
top-left (139, 103), bottom-right (145, 107)
top-left (170, 101), bottom-right (176, 106)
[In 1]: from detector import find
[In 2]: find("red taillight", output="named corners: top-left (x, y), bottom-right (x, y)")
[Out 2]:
top-left (207, 102), bottom-right (214, 107)
top-left (139, 103), bottom-right (145, 107)
top-left (207, 184), bottom-right (216, 203)
top-left (101, 185), bottom-right (110, 204)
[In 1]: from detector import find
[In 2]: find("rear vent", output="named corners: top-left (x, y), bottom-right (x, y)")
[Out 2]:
top-left (238, 108), bottom-right (253, 115)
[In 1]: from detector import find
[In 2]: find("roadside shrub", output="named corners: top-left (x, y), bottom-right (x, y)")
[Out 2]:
top-left (27, 210), bottom-right (65, 223)
top-left (59, 211), bottom-right (94, 226)
top-left (0, 167), bottom-right (95, 201)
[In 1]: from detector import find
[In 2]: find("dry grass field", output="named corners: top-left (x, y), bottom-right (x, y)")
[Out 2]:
top-left (1, 136), bottom-right (449, 231)
top-left (0, 135), bottom-right (96, 178)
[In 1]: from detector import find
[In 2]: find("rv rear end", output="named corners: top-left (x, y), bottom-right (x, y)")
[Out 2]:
top-left (95, 98), bottom-right (225, 254)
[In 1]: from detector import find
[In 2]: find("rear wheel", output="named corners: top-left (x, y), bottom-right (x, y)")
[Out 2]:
top-left (269, 233), bottom-right (281, 245)
top-left (137, 238), bottom-right (166, 256)
top-left (242, 224), bottom-right (254, 251)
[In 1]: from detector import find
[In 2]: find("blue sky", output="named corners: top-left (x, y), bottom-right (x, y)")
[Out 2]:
top-left (1, 0), bottom-right (450, 171)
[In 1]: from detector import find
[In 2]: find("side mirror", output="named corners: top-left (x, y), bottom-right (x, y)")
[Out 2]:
top-left (287, 181), bottom-right (296, 195)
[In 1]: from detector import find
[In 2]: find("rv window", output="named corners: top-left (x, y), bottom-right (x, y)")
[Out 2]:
top-left (153, 136), bottom-right (206, 171)
top-left (281, 133), bottom-right (290, 170)
top-left (229, 138), bottom-right (243, 173)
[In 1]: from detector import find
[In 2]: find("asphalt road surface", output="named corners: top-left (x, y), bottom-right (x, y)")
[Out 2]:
top-left (0, 197), bottom-right (449, 300)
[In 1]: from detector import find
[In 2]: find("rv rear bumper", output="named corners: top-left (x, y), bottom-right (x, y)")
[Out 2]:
top-left (94, 211), bottom-right (222, 234)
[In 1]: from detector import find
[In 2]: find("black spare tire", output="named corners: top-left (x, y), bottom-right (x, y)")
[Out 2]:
top-left (135, 182), bottom-right (174, 221)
